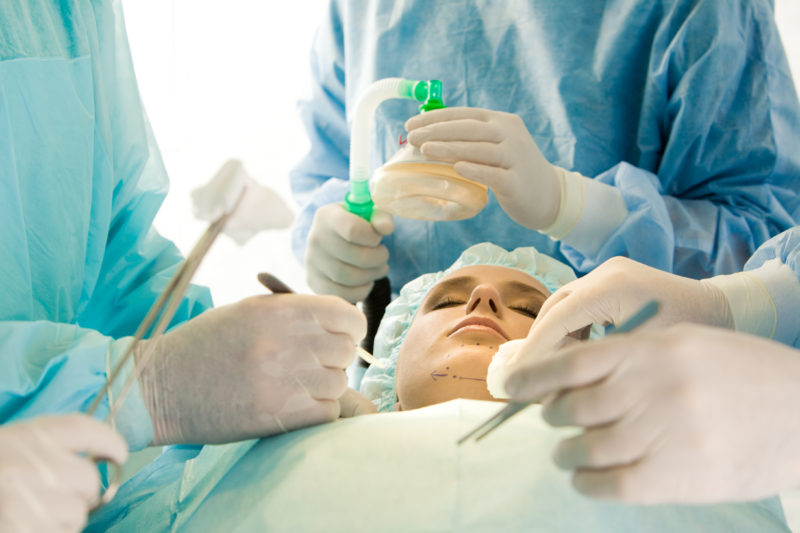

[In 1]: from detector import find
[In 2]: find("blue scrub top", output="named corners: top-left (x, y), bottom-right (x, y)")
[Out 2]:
top-left (291, 0), bottom-right (800, 292)
top-left (0, 0), bottom-right (212, 448)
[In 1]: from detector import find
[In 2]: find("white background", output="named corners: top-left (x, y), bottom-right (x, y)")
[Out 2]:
top-left (123, 0), bottom-right (328, 304)
top-left (121, 0), bottom-right (800, 524)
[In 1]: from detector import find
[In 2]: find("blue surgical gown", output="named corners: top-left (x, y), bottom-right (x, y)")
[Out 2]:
top-left (0, 1), bottom-right (212, 449)
top-left (744, 226), bottom-right (800, 348)
top-left (291, 0), bottom-right (800, 293)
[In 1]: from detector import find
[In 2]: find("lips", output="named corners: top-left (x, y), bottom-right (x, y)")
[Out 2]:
top-left (448, 316), bottom-right (509, 340)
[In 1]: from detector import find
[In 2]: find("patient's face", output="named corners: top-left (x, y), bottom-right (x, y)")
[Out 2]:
top-left (395, 265), bottom-right (548, 410)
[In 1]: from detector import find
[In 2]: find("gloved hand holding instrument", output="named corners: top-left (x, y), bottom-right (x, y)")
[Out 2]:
top-left (87, 188), bottom-right (366, 508)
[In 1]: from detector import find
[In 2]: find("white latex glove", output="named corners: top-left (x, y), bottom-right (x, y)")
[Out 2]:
top-left (510, 257), bottom-right (733, 365)
top-left (306, 203), bottom-right (394, 303)
top-left (137, 293), bottom-right (367, 445)
top-left (338, 388), bottom-right (378, 418)
top-left (505, 324), bottom-right (800, 504)
top-left (406, 107), bottom-right (561, 230)
top-left (0, 414), bottom-right (128, 533)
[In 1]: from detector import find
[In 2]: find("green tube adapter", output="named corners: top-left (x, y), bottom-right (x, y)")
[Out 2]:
top-left (344, 78), bottom-right (445, 221)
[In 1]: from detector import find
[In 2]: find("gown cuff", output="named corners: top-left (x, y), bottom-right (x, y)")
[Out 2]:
top-left (704, 259), bottom-right (800, 342)
top-left (106, 338), bottom-right (155, 451)
top-left (540, 167), bottom-right (628, 257)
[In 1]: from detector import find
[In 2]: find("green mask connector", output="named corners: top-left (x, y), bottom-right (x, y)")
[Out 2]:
top-left (344, 180), bottom-right (374, 221)
top-left (418, 79), bottom-right (445, 112)
top-left (399, 79), bottom-right (446, 113)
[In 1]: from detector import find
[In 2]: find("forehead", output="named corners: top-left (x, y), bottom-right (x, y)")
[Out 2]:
top-left (432, 265), bottom-right (550, 296)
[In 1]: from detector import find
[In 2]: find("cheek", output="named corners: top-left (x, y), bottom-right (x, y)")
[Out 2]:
top-left (402, 313), bottom-right (451, 352)
top-left (505, 315), bottom-right (536, 340)
top-left (399, 325), bottom-right (435, 362)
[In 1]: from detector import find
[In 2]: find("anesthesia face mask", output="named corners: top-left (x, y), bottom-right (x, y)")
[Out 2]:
top-left (370, 144), bottom-right (488, 221)
top-left (345, 79), bottom-right (488, 223)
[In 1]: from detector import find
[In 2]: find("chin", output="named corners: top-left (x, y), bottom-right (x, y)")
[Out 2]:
top-left (435, 344), bottom-right (498, 370)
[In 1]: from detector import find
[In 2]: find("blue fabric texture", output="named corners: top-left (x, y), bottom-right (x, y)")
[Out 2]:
top-left (0, 0), bottom-right (212, 448)
top-left (291, 0), bottom-right (800, 293)
top-left (746, 227), bottom-right (800, 284)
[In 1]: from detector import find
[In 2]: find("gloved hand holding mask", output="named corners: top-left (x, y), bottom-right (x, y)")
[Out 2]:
top-left (406, 107), bottom-right (562, 230)
top-left (305, 203), bottom-right (394, 303)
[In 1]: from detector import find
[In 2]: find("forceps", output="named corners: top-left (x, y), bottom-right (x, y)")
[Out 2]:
top-left (85, 191), bottom-right (244, 505)
top-left (457, 300), bottom-right (660, 445)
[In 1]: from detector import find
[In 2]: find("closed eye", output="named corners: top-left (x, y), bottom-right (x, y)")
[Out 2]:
top-left (431, 297), bottom-right (465, 310)
top-left (510, 306), bottom-right (538, 319)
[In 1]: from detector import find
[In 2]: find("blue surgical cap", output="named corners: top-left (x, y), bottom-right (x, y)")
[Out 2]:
top-left (360, 242), bottom-right (579, 412)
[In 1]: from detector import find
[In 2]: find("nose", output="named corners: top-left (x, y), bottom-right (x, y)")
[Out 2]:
top-left (466, 284), bottom-right (502, 316)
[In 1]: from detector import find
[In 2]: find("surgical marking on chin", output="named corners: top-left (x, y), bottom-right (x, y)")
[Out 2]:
top-left (430, 367), bottom-right (486, 383)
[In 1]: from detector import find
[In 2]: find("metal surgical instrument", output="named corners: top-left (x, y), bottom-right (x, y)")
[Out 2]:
top-left (457, 300), bottom-right (660, 445)
top-left (85, 191), bottom-right (244, 506)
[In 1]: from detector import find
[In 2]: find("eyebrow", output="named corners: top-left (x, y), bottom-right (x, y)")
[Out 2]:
top-left (500, 280), bottom-right (549, 300)
top-left (430, 275), bottom-right (478, 295)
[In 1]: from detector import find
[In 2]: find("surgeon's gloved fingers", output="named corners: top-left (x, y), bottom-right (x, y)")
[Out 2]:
top-left (308, 248), bottom-right (389, 287)
top-left (404, 106), bottom-right (492, 130)
top-left (338, 388), bottom-right (378, 418)
top-left (33, 489), bottom-right (89, 532)
top-left (454, 161), bottom-right (515, 190)
top-left (407, 118), bottom-right (504, 145)
top-left (508, 300), bottom-right (583, 368)
top-left (53, 454), bottom-right (104, 505)
top-left (420, 141), bottom-right (506, 168)
top-left (553, 407), bottom-right (661, 471)
top-left (542, 380), bottom-right (641, 428)
top-left (3, 491), bottom-right (59, 533)
top-left (306, 269), bottom-right (374, 304)
top-left (7, 479), bottom-right (86, 532)
top-left (315, 203), bottom-right (385, 247)
top-left (41, 414), bottom-right (129, 465)
top-left (16, 440), bottom-right (101, 504)
top-left (306, 204), bottom-right (392, 302)
top-left (505, 337), bottom-right (627, 402)
top-left (571, 463), bottom-right (646, 502)
top-left (295, 297), bottom-right (367, 345)
top-left (294, 367), bottom-right (348, 400)
top-left (369, 209), bottom-right (394, 236)
top-left (313, 228), bottom-right (390, 269)
top-left (277, 294), bottom-right (367, 341)
top-left (292, 332), bottom-right (360, 369)
top-left (277, 399), bottom-right (341, 433)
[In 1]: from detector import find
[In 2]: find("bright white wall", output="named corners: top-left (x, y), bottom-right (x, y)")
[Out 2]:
top-left (777, 0), bottom-right (800, 80)
top-left (123, 0), bottom-right (326, 305)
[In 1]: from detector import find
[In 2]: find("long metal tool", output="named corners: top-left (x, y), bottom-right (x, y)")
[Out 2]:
top-left (457, 300), bottom-right (660, 445)
top-left (86, 189), bottom-right (245, 506)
